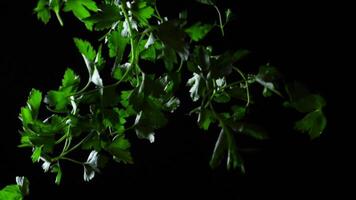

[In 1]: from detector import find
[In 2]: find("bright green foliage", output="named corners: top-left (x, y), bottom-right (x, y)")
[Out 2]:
top-left (105, 135), bottom-right (133, 164)
top-left (0, 185), bottom-right (22, 200)
top-left (31, 146), bottom-right (42, 162)
top-left (45, 68), bottom-right (80, 112)
top-left (51, 163), bottom-right (63, 185)
top-left (0, 177), bottom-right (29, 200)
top-left (108, 28), bottom-right (128, 62)
top-left (131, 0), bottom-right (155, 25)
top-left (84, 4), bottom-right (121, 30)
top-left (63, 0), bottom-right (98, 19)
top-left (185, 22), bottom-right (213, 42)
top-left (19, 0), bottom-right (328, 186)
top-left (198, 109), bottom-right (215, 130)
top-left (74, 38), bottom-right (96, 62)
top-left (64, 0), bottom-right (98, 28)
top-left (34, 0), bottom-right (51, 24)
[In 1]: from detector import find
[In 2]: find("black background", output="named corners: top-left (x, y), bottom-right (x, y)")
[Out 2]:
top-left (1, 0), bottom-right (348, 199)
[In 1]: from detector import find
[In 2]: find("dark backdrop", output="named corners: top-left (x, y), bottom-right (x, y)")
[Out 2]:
top-left (1, 0), bottom-right (347, 199)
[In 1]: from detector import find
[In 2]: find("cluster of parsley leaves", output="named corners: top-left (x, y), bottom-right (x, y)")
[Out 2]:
top-left (1, 1), bottom-right (328, 196)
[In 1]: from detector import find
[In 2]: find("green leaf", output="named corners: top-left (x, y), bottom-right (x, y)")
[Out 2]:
top-left (31, 146), bottom-right (42, 163)
top-left (141, 46), bottom-right (156, 62)
top-left (284, 82), bottom-right (310, 102)
top-left (257, 64), bottom-right (281, 82)
top-left (51, 163), bottom-right (62, 185)
top-left (27, 89), bottom-right (42, 119)
top-left (64, 0), bottom-right (99, 28)
top-left (225, 8), bottom-right (233, 23)
top-left (106, 135), bottom-right (133, 164)
top-left (134, 97), bottom-right (168, 142)
top-left (198, 109), bottom-right (215, 130)
top-left (45, 90), bottom-right (69, 111)
top-left (132, 1), bottom-right (154, 25)
top-left (231, 105), bottom-right (246, 121)
top-left (188, 46), bottom-right (211, 72)
top-left (84, 4), bottom-right (121, 30)
top-left (108, 28), bottom-right (129, 63)
top-left (289, 94), bottom-right (326, 113)
top-left (213, 92), bottom-right (231, 103)
top-left (0, 185), bottom-right (22, 200)
top-left (34, 0), bottom-right (51, 24)
top-left (74, 38), bottom-right (96, 62)
top-left (112, 63), bottom-right (129, 81)
top-left (20, 107), bottom-right (33, 127)
top-left (44, 69), bottom-right (80, 112)
top-left (61, 68), bottom-right (80, 90)
top-left (157, 20), bottom-right (188, 59)
top-left (138, 35), bottom-right (158, 62)
top-left (185, 22), bottom-right (213, 42)
top-left (81, 134), bottom-right (101, 151)
top-left (95, 45), bottom-right (105, 70)
top-left (211, 50), bottom-right (249, 78)
top-left (165, 72), bottom-right (181, 95)
top-left (210, 128), bottom-right (244, 171)
top-left (210, 129), bottom-right (227, 169)
top-left (162, 47), bottom-right (177, 71)
top-left (16, 176), bottom-right (30, 196)
top-left (295, 110), bottom-right (327, 139)
top-left (227, 86), bottom-right (248, 101)
top-left (236, 123), bottom-right (268, 140)
top-left (226, 136), bottom-right (243, 171)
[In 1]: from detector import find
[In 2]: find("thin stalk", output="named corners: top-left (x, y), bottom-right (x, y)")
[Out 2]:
top-left (213, 5), bottom-right (224, 36)
top-left (233, 67), bottom-right (250, 107)
top-left (61, 157), bottom-right (83, 166)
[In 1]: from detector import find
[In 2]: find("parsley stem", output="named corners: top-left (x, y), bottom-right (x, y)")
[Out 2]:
top-left (55, 11), bottom-right (64, 26)
top-left (60, 133), bottom-right (92, 158)
top-left (154, 5), bottom-right (164, 23)
top-left (61, 157), bottom-right (83, 166)
top-left (121, 0), bottom-right (136, 64)
top-left (213, 5), bottom-right (224, 37)
top-left (233, 67), bottom-right (250, 107)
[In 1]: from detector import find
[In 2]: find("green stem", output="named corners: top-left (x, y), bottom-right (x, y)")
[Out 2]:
top-left (177, 58), bottom-right (184, 73)
top-left (55, 11), bottom-right (64, 26)
top-left (233, 67), bottom-right (250, 107)
top-left (56, 134), bottom-right (67, 145)
top-left (223, 80), bottom-right (245, 89)
top-left (213, 5), bottom-right (224, 37)
top-left (61, 157), bottom-right (83, 166)
top-left (209, 102), bottom-right (228, 131)
top-left (61, 133), bottom-right (92, 157)
top-left (121, 0), bottom-right (136, 64)
top-left (154, 5), bottom-right (164, 23)
top-left (204, 78), bottom-right (216, 108)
